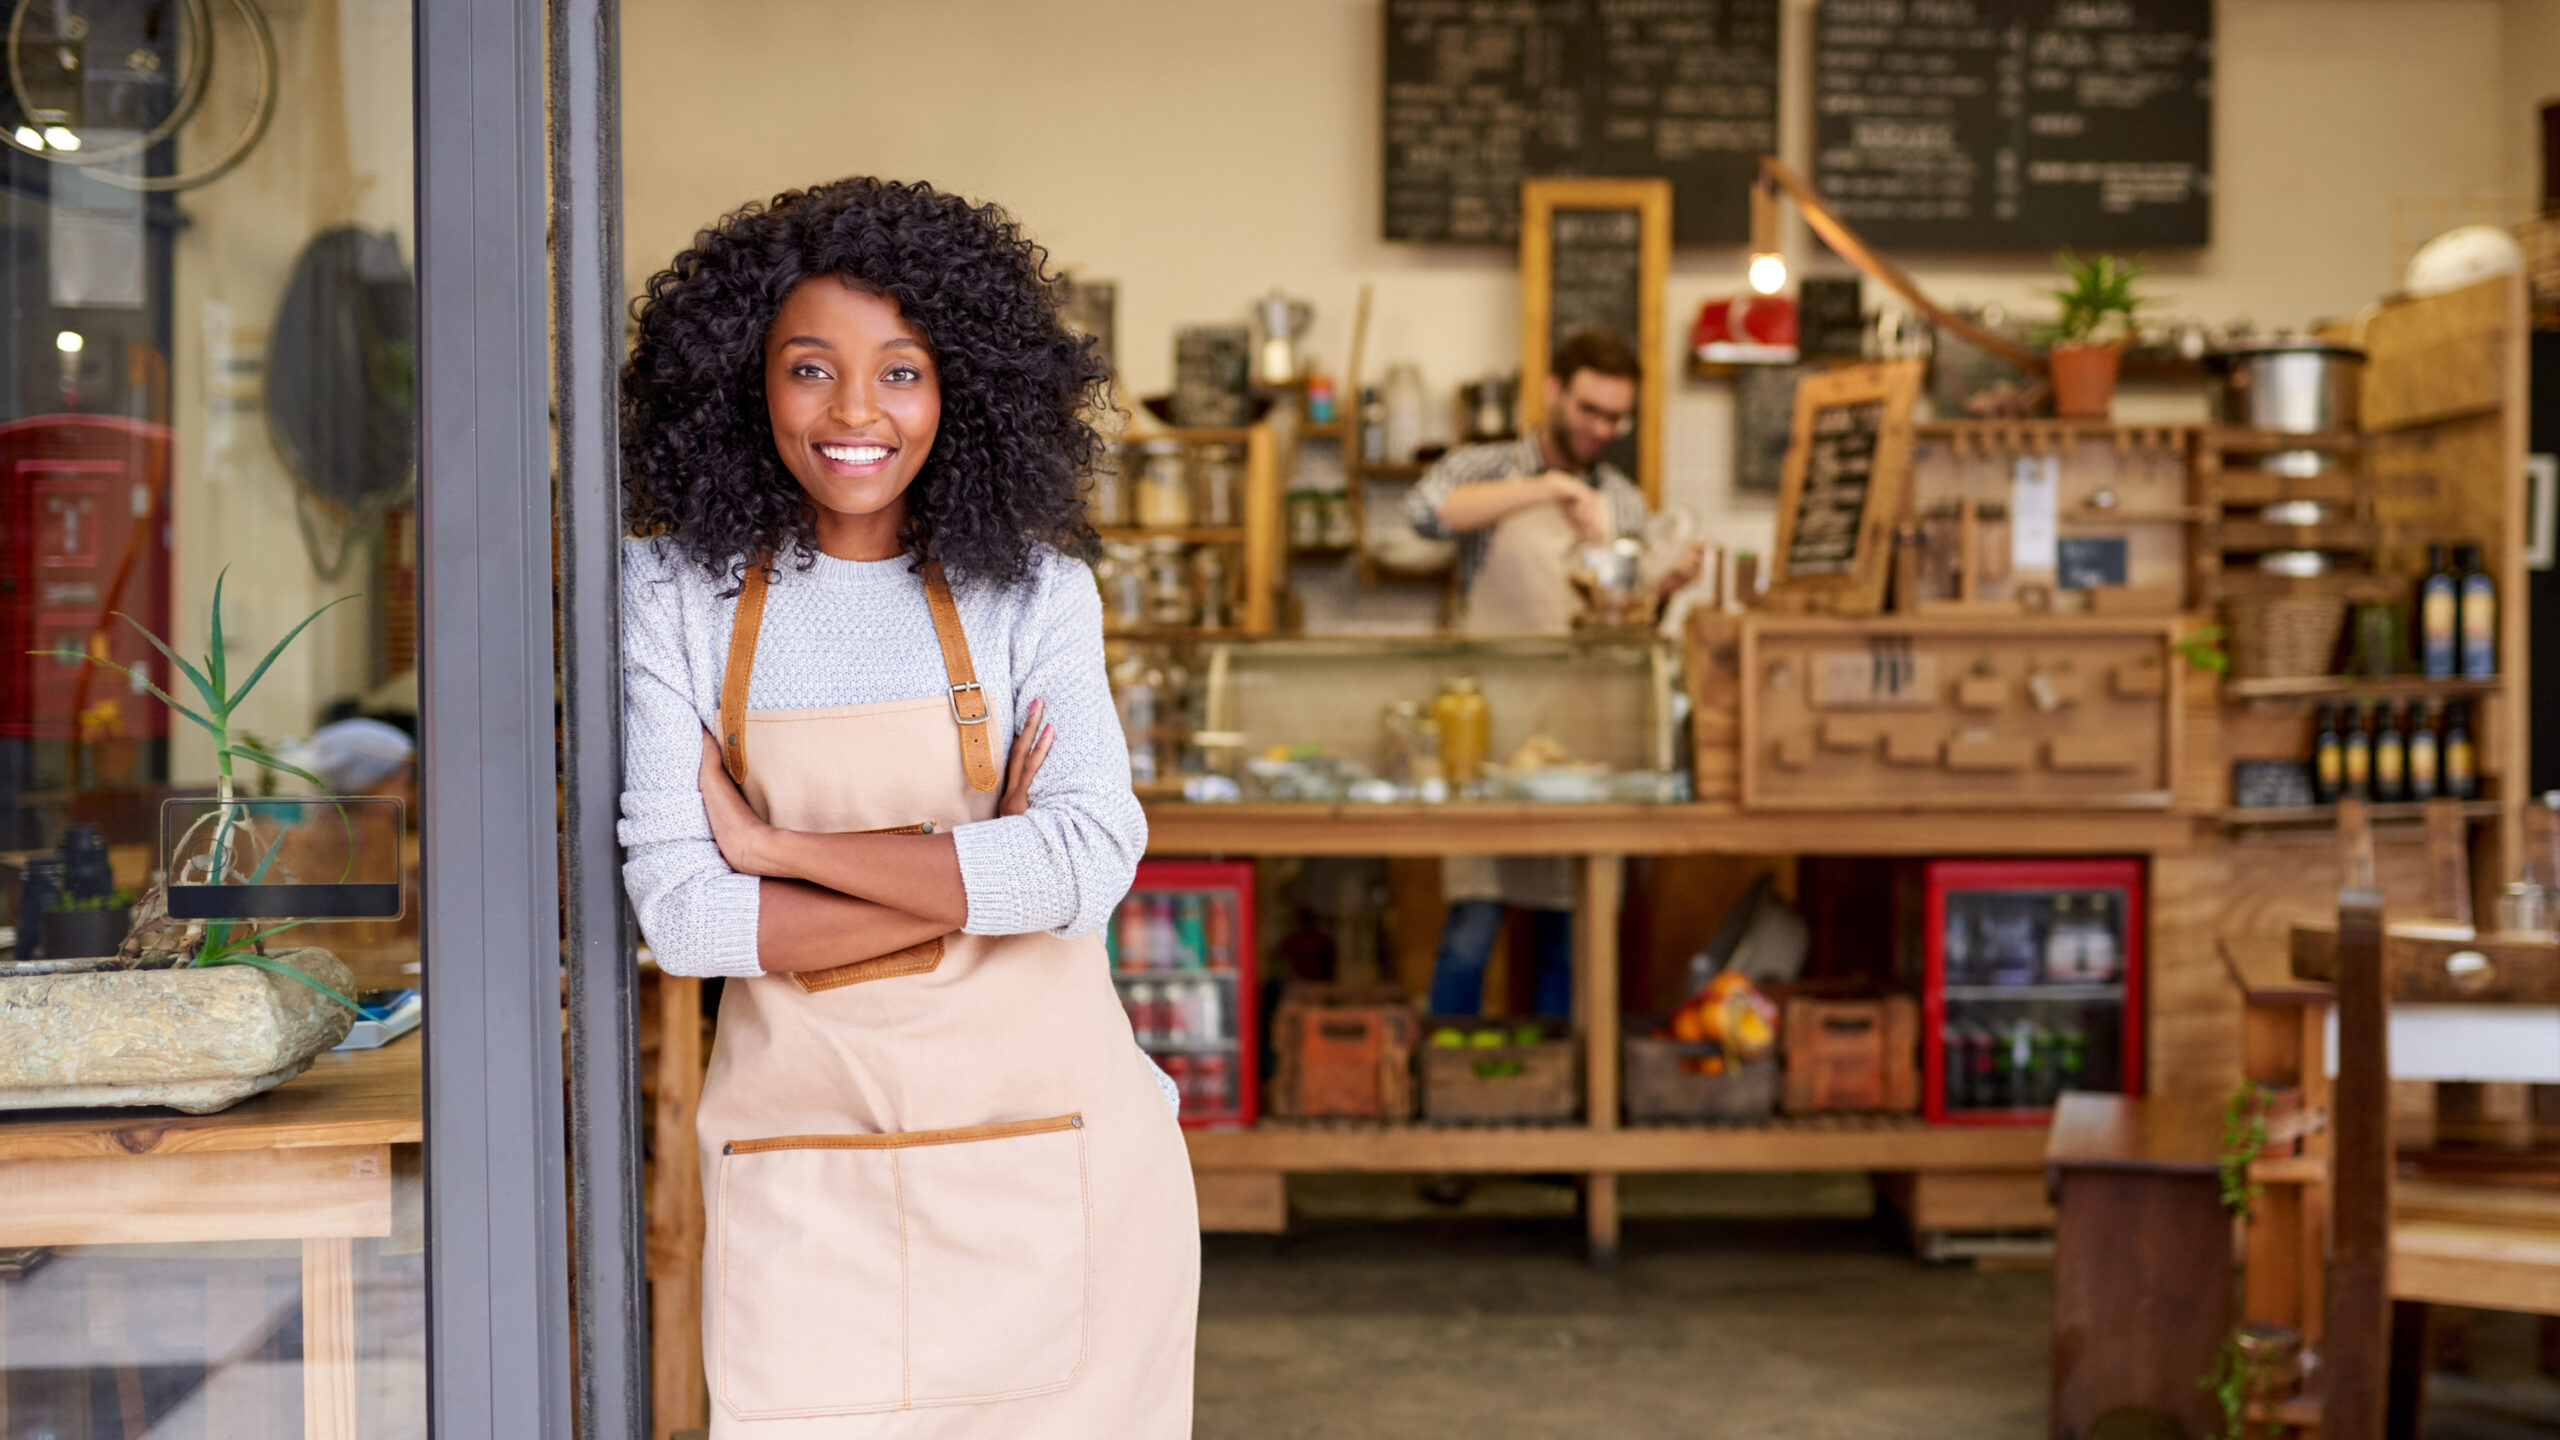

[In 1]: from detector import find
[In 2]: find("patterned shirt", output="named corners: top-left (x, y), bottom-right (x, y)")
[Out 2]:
top-left (1404, 436), bottom-right (1650, 592)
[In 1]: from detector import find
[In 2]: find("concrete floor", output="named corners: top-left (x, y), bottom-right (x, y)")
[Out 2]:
top-left (1194, 1175), bottom-right (2560, 1440)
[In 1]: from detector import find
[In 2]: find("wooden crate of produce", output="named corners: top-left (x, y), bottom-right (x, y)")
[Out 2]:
top-left (1417, 1016), bottom-right (1578, 1124)
top-left (1622, 1034), bottom-right (1778, 1124)
top-left (1781, 995), bottom-right (1919, 1114)
top-left (1269, 984), bottom-right (1416, 1120)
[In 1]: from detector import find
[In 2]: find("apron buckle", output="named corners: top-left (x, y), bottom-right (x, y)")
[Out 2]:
top-left (948, 680), bottom-right (989, 725)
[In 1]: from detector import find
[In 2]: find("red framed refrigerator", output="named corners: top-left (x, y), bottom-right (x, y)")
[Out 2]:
top-left (1108, 859), bottom-right (1258, 1128)
top-left (1918, 859), bottom-right (2144, 1126)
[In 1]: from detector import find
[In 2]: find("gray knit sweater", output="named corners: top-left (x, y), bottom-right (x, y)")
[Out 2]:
top-left (619, 536), bottom-right (1146, 978)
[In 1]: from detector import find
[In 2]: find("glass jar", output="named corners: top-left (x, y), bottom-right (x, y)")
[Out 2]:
top-left (1101, 541), bottom-right (1148, 631)
top-left (1382, 362), bottom-right (1426, 462)
top-left (1135, 439), bottom-right (1192, 528)
top-left (1195, 444), bottom-right (1241, 528)
top-left (1087, 447), bottom-right (1128, 528)
top-left (1321, 486), bottom-right (1357, 548)
top-left (1193, 546), bottom-right (1230, 630)
top-left (1145, 536), bottom-right (1195, 628)
top-left (1431, 677), bottom-right (1492, 787)
top-left (1287, 489), bottom-right (1327, 549)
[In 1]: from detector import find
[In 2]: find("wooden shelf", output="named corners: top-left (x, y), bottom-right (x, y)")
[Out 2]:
top-left (1187, 1111), bottom-right (2050, 1174)
top-left (2222, 801), bottom-right (2501, 830)
top-left (1122, 426), bottom-right (1256, 445)
top-left (2222, 675), bottom-right (2502, 701)
top-left (1095, 526), bottom-right (1248, 543)
top-left (2063, 506), bottom-right (2208, 524)
top-left (2209, 427), bottom-right (2364, 455)
top-left (1916, 419), bottom-right (2200, 445)
top-left (2217, 518), bottom-right (2383, 551)
top-left (1104, 626), bottom-right (1256, 643)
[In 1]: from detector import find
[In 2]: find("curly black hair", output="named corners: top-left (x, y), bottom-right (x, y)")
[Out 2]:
top-left (622, 177), bottom-right (1107, 592)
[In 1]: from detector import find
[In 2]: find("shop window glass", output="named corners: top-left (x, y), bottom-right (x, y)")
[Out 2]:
top-left (0, 1), bottom-right (424, 1434)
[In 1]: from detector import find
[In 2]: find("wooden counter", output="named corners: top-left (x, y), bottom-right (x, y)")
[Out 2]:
top-left (1144, 799), bottom-right (2212, 858)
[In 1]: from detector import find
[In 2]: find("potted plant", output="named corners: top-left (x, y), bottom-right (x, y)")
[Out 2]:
top-left (2043, 250), bottom-right (2150, 418)
top-left (2, 574), bottom-right (369, 1114)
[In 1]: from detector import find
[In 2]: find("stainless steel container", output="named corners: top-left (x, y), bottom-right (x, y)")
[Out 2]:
top-left (2213, 340), bottom-right (2364, 433)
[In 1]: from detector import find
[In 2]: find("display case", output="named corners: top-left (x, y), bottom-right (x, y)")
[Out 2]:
top-left (1915, 858), bottom-right (2145, 1126)
top-left (1180, 634), bottom-right (1685, 804)
top-left (1107, 859), bottom-right (1257, 1128)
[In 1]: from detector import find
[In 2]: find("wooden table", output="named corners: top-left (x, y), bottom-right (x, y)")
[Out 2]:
top-left (0, 1040), bottom-right (423, 1439)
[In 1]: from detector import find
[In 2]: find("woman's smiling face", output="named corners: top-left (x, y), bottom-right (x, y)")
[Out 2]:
top-left (762, 276), bottom-right (941, 559)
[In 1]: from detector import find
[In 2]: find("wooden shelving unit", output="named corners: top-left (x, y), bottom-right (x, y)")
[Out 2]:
top-left (1100, 422), bottom-right (1283, 637)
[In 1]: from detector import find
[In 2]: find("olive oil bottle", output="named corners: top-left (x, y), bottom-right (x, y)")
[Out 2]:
top-left (2444, 700), bottom-right (2478, 801)
top-left (2373, 701), bottom-right (2408, 803)
top-left (2341, 701), bottom-right (2372, 801)
top-left (2406, 701), bottom-right (2440, 802)
top-left (2457, 542), bottom-right (2498, 678)
top-left (2311, 702), bottom-right (2343, 804)
top-left (2419, 544), bottom-right (2459, 679)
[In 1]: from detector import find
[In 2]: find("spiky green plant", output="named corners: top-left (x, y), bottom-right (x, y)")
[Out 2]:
top-left (2042, 249), bottom-right (2151, 347)
top-left (35, 570), bottom-right (359, 1009)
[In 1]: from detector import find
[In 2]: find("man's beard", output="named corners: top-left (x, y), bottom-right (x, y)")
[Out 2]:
top-left (1547, 418), bottom-right (1588, 474)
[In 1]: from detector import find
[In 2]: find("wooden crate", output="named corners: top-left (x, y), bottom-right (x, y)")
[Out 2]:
top-left (1781, 995), bottom-right (1919, 1114)
top-left (1269, 984), bottom-right (1416, 1120)
top-left (1623, 1036), bottom-right (1778, 1124)
top-left (1417, 1016), bottom-right (1579, 1124)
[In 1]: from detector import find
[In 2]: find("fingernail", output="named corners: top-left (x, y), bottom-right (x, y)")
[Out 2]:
top-left (1042, 723), bottom-right (1054, 742)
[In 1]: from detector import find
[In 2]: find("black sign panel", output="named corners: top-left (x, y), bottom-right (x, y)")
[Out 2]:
top-left (1813, 0), bottom-right (2212, 250)
top-left (1545, 206), bottom-right (1645, 471)
top-left (1383, 0), bottom-right (1780, 245)
top-left (1788, 399), bottom-right (1885, 576)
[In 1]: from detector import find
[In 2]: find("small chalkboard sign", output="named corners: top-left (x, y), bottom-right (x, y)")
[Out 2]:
top-left (1768, 360), bottom-right (1922, 615)
top-left (2057, 536), bottom-right (2129, 591)
top-left (1734, 362), bottom-right (1812, 497)
top-left (1519, 177), bottom-right (1669, 505)
top-left (1171, 325), bottom-right (1250, 428)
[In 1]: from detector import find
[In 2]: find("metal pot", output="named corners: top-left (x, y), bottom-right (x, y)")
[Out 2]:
top-left (2212, 340), bottom-right (2364, 434)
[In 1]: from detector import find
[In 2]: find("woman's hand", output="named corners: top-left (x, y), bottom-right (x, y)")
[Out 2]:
top-left (1000, 699), bottom-right (1056, 818)
top-left (698, 730), bottom-right (783, 876)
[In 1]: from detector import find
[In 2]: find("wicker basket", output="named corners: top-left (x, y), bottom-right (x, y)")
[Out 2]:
top-left (2524, 214), bottom-right (2560, 329)
top-left (2224, 595), bottom-right (2346, 679)
top-left (1417, 1017), bottom-right (1578, 1124)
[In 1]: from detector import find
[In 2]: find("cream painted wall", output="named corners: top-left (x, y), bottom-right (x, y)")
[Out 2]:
top-left (622, 0), bottom-right (2525, 561)
top-left (164, 0), bottom-right (414, 782)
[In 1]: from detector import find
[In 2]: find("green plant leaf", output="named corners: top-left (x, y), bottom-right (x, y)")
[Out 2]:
top-left (29, 650), bottom-right (223, 738)
top-left (207, 567), bottom-right (229, 698)
top-left (198, 942), bottom-right (359, 1012)
top-left (112, 612), bottom-right (222, 716)
top-left (225, 595), bottom-right (359, 711)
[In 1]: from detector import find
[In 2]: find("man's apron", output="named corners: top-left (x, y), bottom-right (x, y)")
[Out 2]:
top-left (1442, 502), bottom-right (1580, 912)
top-left (692, 559), bottom-right (1198, 1437)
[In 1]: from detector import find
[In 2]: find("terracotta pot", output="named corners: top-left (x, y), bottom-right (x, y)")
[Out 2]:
top-left (2048, 342), bottom-right (2124, 418)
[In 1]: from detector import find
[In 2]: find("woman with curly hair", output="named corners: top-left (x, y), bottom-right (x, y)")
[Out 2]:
top-left (619, 176), bottom-right (1197, 1436)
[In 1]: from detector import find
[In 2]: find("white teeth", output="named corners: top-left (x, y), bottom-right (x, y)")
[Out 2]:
top-left (821, 443), bottom-right (891, 465)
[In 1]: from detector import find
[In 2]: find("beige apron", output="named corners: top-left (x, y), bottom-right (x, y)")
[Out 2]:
top-left (693, 560), bottom-right (1199, 1437)
top-left (1447, 504), bottom-right (1579, 912)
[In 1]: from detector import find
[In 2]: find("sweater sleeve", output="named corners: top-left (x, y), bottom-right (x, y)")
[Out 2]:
top-left (949, 554), bottom-right (1147, 937)
top-left (617, 540), bottom-right (765, 978)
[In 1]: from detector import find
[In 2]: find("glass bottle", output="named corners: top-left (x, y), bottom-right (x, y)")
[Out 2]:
top-left (1431, 677), bottom-right (1492, 788)
top-left (2445, 701), bottom-right (2478, 800)
top-left (1144, 536), bottom-right (1195, 628)
top-left (1192, 546), bottom-right (1230, 631)
top-left (2407, 701), bottom-right (2440, 802)
top-left (2457, 542), bottom-right (2498, 679)
top-left (2341, 701), bottom-right (2371, 801)
top-left (2311, 703), bottom-right (2342, 804)
top-left (1381, 362), bottom-right (1426, 462)
top-left (2419, 544), bottom-right (2458, 679)
top-left (2373, 701), bottom-right (2407, 804)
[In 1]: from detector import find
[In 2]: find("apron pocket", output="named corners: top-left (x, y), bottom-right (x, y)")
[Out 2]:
top-left (715, 1113), bottom-right (1090, 1419)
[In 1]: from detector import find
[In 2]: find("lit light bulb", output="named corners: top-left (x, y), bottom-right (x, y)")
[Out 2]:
top-left (13, 126), bottom-right (40, 149)
top-left (55, 330), bottom-right (83, 354)
top-left (41, 126), bottom-right (79, 152)
top-left (1747, 253), bottom-right (1788, 296)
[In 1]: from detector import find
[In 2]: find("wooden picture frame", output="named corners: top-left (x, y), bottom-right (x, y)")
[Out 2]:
top-left (1519, 177), bottom-right (1671, 507)
top-left (1767, 360), bottom-right (1923, 615)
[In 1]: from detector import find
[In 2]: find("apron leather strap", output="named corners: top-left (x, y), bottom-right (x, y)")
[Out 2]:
top-left (921, 560), bottom-right (1000, 794)
top-left (719, 555), bottom-right (773, 786)
top-left (717, 551), bottom-right (1000, 794)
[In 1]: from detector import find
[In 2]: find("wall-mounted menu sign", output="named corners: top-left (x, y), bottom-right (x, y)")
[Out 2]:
top-left (1813, 0), bottom-right (2212, 250)
top-left (1383, 0), bottom-right (1780, 245)
top-left (1770, 360), bottom-right (1923, 615)
top-left (1519, 178), bottom-right (1670, 504)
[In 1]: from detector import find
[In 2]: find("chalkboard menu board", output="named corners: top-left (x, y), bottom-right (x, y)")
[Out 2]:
top-left (1813, 0), bottom-right (2212, 250)
top-left (1383, 0), bottom-right (1780, 245)
top-left (1770, 361), bottom-right (1922, 615)
top-left (1519, 178), bottom-right (1669, 503)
